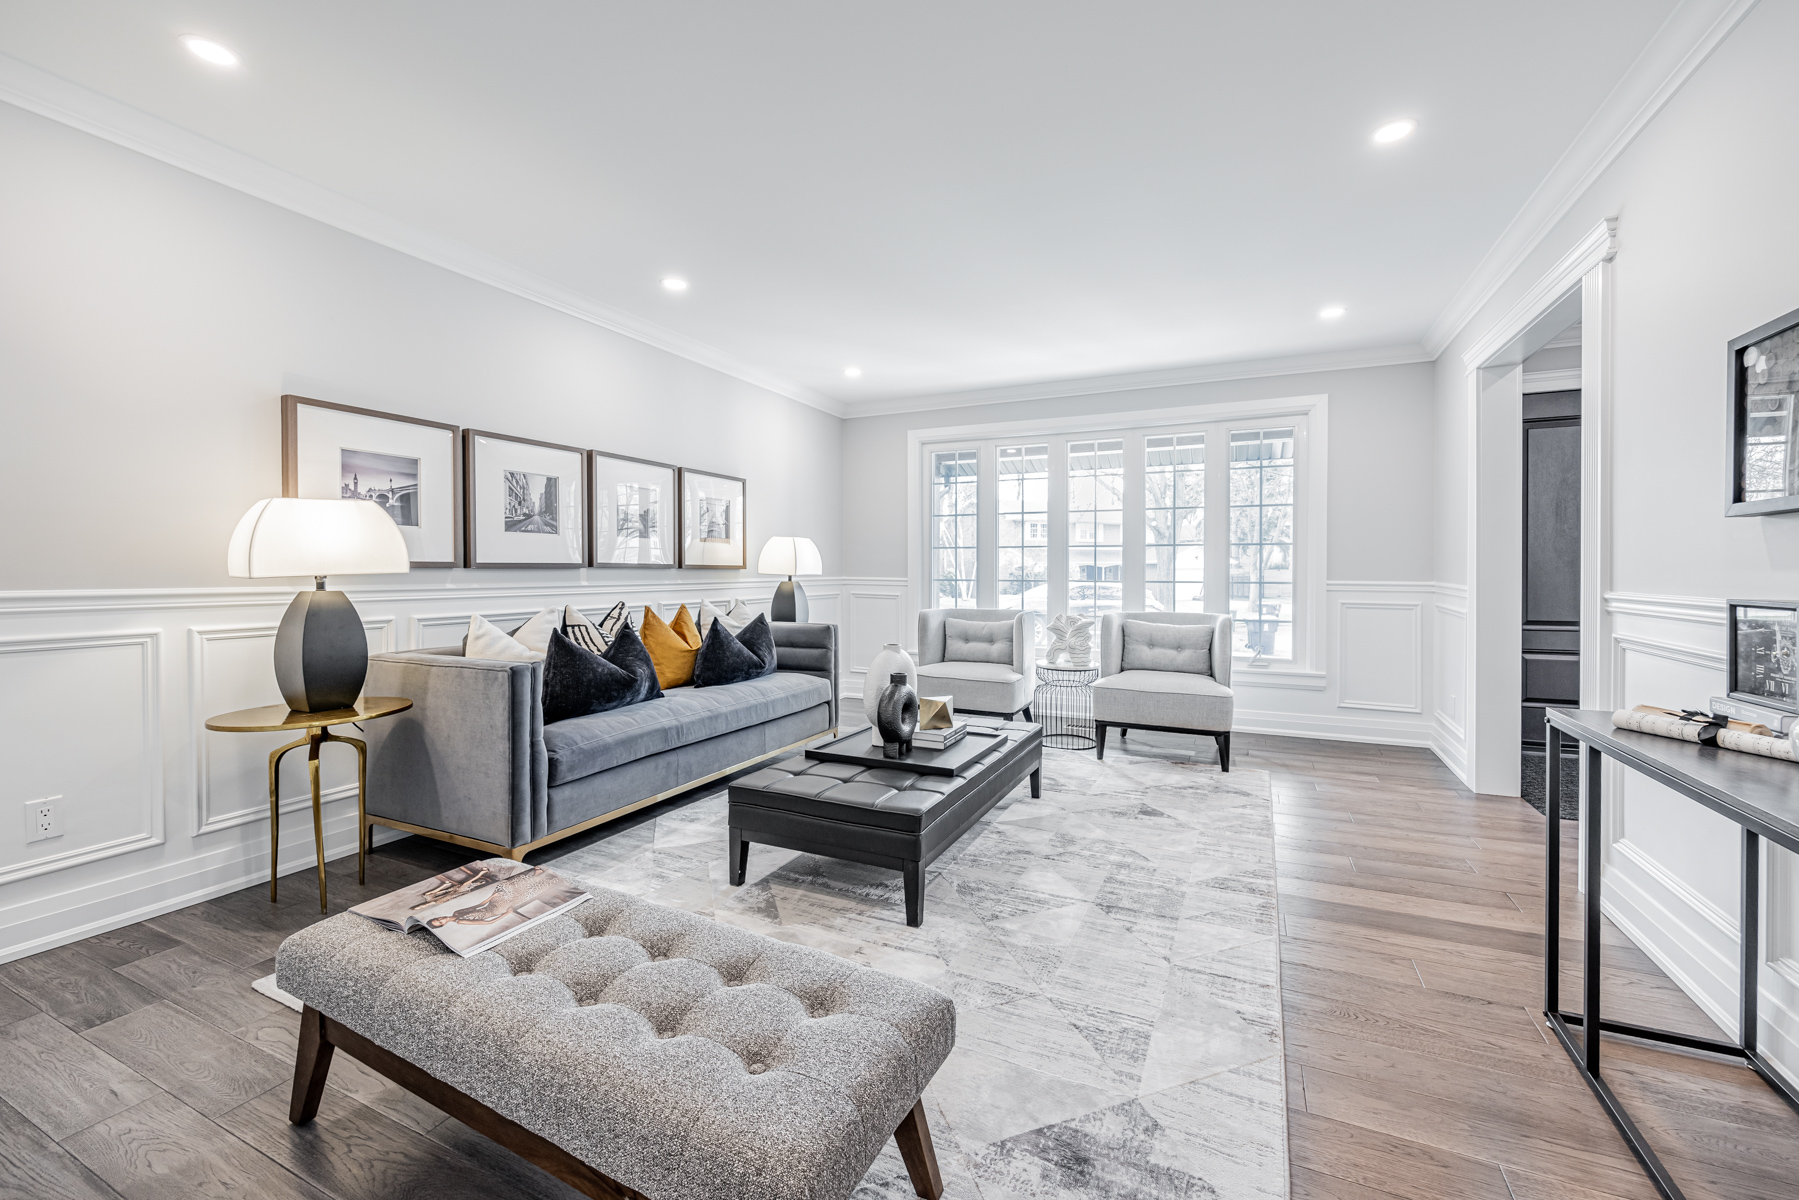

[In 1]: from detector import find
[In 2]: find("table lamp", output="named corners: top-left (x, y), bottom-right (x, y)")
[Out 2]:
top-left (228, 498), bottom-right (411, 712)
top-left (757, 536), bottom-right (822, 622)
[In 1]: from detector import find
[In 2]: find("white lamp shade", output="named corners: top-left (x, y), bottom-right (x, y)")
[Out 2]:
top-left (227, 498), bottom-right (412, 578)
top-left (756, 536), bottom-right (822, 577)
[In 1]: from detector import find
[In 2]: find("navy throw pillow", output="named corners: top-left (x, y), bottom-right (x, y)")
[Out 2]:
top-left (693, 612), bottom-right (778, 687)
top-left (602, 621), bottom-right (663, 703)
top-left (541, 625), bottom-right (663, 724)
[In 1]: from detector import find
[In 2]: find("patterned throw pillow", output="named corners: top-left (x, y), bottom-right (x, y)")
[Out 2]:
top-left (562, 605), bottom-right (609, 654)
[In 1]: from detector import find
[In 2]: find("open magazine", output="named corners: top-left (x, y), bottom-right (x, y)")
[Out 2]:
top-left (350, 861), bottom-right (589, 957)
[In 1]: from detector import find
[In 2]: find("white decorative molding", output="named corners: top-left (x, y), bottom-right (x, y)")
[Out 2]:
top-left (1544, 326), bottom-right (1584, 350)
top-left (0, 52), bottom-right (838, 418)
top-left (1425, 0), bottom-right (1760, 355)
top-left (843, 343), bottom-right (1429, 419)
top-left (1232, 669), bottom-right (1328, 692)
top-left (1523, 367), bottom-right (1582, 393)
top-left (0, 631), bottom-right (163, 886)
top-left (1337, 602), bottom-right (1422, 713)
top-left (1604, 591), bottom-right (1726, 626)
top-left (1461, 218), bottom-right (1619, 371)
top-left (1233, 705), bottom-right (1432, 748)
top-left (1434, 581), bottom-right (1469, 600)
top-left (1611, 630), bottom-right (1725, 675)
top-left (1325, 579), bottom-right (1437, 593)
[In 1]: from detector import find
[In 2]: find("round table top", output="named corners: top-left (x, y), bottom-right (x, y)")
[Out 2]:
top-left (1036, 660), bottom-right (1099, 679)
top-left (205, 696), bottom-right (412, 733)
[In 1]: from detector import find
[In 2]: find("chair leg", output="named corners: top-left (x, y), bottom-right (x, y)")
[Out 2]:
top-left (729, 826), bottom-right (749, 886)
top-left (1095, 722), bottom-right (1108, 759)
top-left (1022, 704), bottom-right (1033, 722)
top-left (894, 1099), bottom-right (945, 1199)
top-left (1119, 727), bottom-right (1127, 741)
top-left (1216, 731), bottom-right (1231, 772)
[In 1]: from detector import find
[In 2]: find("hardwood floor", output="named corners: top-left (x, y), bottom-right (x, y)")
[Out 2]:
top-left (0, 734), bottom-right (1794, 1198)
top-left (1244, 733), bottom-right (1799, 1200)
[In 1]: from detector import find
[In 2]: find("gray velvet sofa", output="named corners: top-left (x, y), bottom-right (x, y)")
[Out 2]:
top-left (360, 622), bottom-right (839, 859)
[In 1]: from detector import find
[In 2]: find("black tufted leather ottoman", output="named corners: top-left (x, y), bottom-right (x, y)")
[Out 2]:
top-left (278, 875), bottom-right (955, 1200)
top-left (727, 720), bottom-right (1043, 926)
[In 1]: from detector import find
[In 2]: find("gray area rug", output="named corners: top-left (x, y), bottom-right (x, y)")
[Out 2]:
top-left (551, 744), bottom-right (1288, 1199)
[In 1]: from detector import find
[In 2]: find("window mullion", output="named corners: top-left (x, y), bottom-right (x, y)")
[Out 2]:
top-left (1205, 423), bottom-right (1231, 624)
top-left (976, 443), bottom-right (999, 608)
top-left (1048, 439), bottom-right (1069, 622)
top-left (1122, 437), bottom-right (1146, 612)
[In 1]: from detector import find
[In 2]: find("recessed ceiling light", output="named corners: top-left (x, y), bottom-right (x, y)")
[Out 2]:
top-left (843, 366), bottom-right (862, 378)
top-left (1372, 118), bottom-right (1417, 145)
top-left (1319, 305), bottom-right (1346, 320)
top-left (180, 36), bottom-right (239, 67)
top-left (661, 276), bottom-right (688, 293)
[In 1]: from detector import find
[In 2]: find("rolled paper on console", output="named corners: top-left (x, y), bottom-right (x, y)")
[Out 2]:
top-left (1612, 708), bottom-right (1799, 762)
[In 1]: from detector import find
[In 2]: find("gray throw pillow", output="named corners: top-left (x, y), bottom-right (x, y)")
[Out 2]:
top-left (1121, 620), bottom-right (1213, 675)
top-left (944, 618), bottom-right (1015, 665)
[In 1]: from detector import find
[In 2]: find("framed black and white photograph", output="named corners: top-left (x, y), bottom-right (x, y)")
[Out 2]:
top-left (464, 429), bottom-right (588, 568)
top-left (679, 468), bottom-right (746, 568)
top-left (1727, 599), bottom-right (1799, 713)
top-left (589, 451), bottom-right (677, 568)
top-left (1726, 305), bottom-right (1799, 516)
top-left (282, 394), bottom-right (462, 567)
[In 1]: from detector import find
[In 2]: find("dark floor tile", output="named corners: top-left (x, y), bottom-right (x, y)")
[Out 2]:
top-left (82, 1002), bottom-right (288, 1118)
top-left (0, 945), bottom-right (159, 1031)
top-left (64, 1092), bottom-right (330, 1200)
top-left (142, 905), bottom-right (289, 968)
top-left (0, 1094), bottom-right (122, 1200)
top-left (220, 1084), bottom-right (530, 1200)
top-left (0, 979), bottom-right (39, 1027)
top-left (0, 1014), bottom-right (159, 1140)
top-left (424, 1114), bottom-right (589, 1199)
top-left (115, 945), bottom-right (284, 1033)
top-left (69, 924), bottom-right (182, 971)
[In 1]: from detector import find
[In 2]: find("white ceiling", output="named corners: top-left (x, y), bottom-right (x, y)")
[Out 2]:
top-left (0, 2), bottom-right (1709, 411)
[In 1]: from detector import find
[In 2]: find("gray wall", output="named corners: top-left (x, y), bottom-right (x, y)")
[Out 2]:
top-left (841, 361), bottom-right (1437, 582)
top-left (0, 103), bottom-right (841, 592)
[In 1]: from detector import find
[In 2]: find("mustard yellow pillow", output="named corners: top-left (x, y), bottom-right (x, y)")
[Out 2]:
top-left (641, 604), bottom-right (702, 689)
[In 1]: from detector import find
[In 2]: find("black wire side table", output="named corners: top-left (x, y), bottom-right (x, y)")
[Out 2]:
top-left (1034, 661), bottom-right (1099, 749)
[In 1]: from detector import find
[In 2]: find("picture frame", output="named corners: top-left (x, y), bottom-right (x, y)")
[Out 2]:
top-left (281, 394), bottom-right (462, 568)
top-left (679, 468), bottom-right (746, 569)
top-left (464, 430), bottom-right (588, 569)
top-left (1726, 304), bottom-right (1799, 516)
top-left (589, 451), bottom-right (678, 568)
top-left (1726, 599), bottom-right (1799, 714)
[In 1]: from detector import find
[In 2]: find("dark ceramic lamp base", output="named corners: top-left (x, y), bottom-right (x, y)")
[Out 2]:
top-left (274, 581), bottom-right (371, 713)
top-left (770, 579), bottom-right (809, 622)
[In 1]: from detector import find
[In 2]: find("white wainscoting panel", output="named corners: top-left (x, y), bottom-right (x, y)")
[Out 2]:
top-left (0, 632), bottom-right (163, 886)
top-left (1431, 586), bottom-right (1469, 781)
top-left (1338, 601), bottom-right (1422, 713)
top-left (847, 587), bottom-right (905, 684)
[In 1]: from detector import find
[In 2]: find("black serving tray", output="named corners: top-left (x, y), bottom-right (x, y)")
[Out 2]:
top-left (805, 727), bottom-right (1008, 777)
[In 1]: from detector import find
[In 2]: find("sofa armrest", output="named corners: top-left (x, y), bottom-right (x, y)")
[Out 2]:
top-left (1013, 610), bottom-right (1042, 694)
top-left (772, 622), bottom-right (839, 729)
top-left (915, 609), bottom-right (951, 666)
top-left (363, 650), bottom-right (546, 850)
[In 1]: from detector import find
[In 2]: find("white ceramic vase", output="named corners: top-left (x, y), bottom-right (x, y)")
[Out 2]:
top-left (863, 643), bottom-right (917, 725)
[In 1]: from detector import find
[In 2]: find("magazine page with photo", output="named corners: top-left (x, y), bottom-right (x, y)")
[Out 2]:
top-left (351, 861), bottom-right (589, 957)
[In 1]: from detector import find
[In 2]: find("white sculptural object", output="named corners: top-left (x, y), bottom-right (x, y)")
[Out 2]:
top-left (1046, 613), bottom-right (1093, 668)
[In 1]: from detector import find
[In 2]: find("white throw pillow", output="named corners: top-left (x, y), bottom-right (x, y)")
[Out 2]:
top-left (699, 599), bottom-right (751, 637)
top-left (465, 612), bottom-right (545, 662)
top-left (1121, 620), bottom-right (1212, 675)
top-left (944, 618), bottom-right (1015, 665)
top-left (510, 607), bottom-right (563, 655)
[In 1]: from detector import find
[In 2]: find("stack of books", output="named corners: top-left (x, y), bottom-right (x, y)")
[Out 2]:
top-left (1710, 696), bottom-right (1797, 735)
top-left (912, 719), bottom-right (968, 751)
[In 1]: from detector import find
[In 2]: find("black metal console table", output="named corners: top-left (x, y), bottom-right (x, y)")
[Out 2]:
top-left (1544, 708), bottom-right (1799, 1199)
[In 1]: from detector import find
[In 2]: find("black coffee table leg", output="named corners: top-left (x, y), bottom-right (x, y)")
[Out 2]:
top-left (1030, 768), bottom-right (1041, 798)
top-left (904, 861), bottom-right (924, 926)
top-left (729, 826), bottom-right (749, 886)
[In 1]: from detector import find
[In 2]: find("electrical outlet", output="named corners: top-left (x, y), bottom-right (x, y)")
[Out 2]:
top-left (25, 797), bottom-right (61, 844)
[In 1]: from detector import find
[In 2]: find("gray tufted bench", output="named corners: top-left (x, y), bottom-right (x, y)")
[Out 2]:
top-left (276, 868), bottom-right (955, 1200)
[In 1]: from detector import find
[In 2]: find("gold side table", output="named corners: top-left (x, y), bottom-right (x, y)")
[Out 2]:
top-left (205, 697), bottom-right (412, 911)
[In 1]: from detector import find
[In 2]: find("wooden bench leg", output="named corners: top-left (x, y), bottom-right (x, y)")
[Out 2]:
top-left (290, 1004), bottom-right (336, 1124)
top-left (729, 826), bottom-right (749, 886)
top-left (894, 1098), bottom-right (944, 1199)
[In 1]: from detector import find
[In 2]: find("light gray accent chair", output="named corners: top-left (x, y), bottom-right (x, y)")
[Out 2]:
top-left (915, 608), bottom-right (1043, 720)
top-left (1093, 612), bottom-right (1234, 770)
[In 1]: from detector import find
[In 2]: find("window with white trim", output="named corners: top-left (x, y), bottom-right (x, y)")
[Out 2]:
top-left (929, 449), bottom-right (978, 608)
top-left (916, 403), bottom-right (1317, 664)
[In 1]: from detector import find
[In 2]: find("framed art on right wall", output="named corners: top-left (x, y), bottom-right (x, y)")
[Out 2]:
top-left (1727, 599), bottom-right (1799, 714)
top-left (679, 468), bottom-right (746, 568)
top-left (1726, 304), bottom-right (1799, 516)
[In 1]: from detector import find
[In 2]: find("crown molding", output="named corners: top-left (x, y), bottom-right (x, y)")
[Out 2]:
top-left (1461, 218), bottom-right (1616, 371)
top-left (841, 342), bottom-right (1430, 419)
top-left (1523, 367), bottom-right (1582, 393)
top-left (1423, 0), bottom-right (1758, 356)
top-left (0, 53), bottom-right (842, 419)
